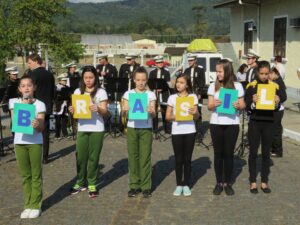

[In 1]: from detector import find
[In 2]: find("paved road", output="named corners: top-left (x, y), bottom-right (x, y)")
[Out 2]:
top-left (0, 111), bottom-right (300, 225)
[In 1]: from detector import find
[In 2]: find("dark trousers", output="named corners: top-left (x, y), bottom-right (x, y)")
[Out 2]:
top-left (171, 133), bottom-right (196, 187)
top-left (210, 124), bottom-right (239, 184)
top-left (271, 110), bottom-right (284, 156)
top-left (55, 114), bottom-right (68, 138)
top-left (43, 115), bottom-right (50, 161)
top-left (248, 120), bottom-right (274, 183)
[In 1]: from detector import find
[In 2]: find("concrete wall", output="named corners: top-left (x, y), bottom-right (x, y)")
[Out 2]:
top-left (227, 0), bottom-right (300, 92)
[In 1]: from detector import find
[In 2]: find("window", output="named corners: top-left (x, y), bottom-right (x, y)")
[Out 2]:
top-left (244, 21), bottom-right (253, 54)
top-left (274, 17), bottom-right (287, 57)
top-left (196, 58), bottom-right (206, 72)
top-left (210, 57), bottom-right (221, 72)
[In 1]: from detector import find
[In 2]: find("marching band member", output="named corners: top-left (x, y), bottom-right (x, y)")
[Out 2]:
top-left (184, 53), bottom-right (205, 133)
top-left (149, 55), bottom-right (171, 134)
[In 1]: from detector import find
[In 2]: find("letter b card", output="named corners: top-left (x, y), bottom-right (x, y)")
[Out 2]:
top-left (12, 103), bottom-right (36, 135)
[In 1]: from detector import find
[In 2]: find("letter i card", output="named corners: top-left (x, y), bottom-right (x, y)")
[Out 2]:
top-left (128, 93), bottom-right (148, 120)
top-left (12, 103), bottom-right (36, 134)
top-left (216, 88), bottom-right (238, 115)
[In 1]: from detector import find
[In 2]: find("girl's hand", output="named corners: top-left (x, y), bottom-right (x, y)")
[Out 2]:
top-left (253, 94), bottom-right (259, 103)
top-left (122, 105), bottom-right (130, 113)
top-left (233, 101), bottom-right (240, 110)
top-left (275, 95), bottom-right (280, 105)
top-left (69, 106), bottom-right (74, 114)
top-left (188, 107), bottom-right (197, 115)
top-left (147, 105), bottom-right (155, 115)
top-left (32, 118), bottom-right (39, 129)
top-left (214, 99), bottom-right (222, 107)
top-left (89, 104), bottom-right (98, 112)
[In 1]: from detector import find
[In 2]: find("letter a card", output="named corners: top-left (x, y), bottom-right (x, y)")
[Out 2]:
top-left (128, 93), bottom-right (148, 120)
top-left (175, 96), bottom-right (194, 121)
top-left (72, 94), bottom-right (91, 119)
top-left (12, 103), bottom-right (36, 134)
top-left (216, 88), bottom-right (238, 115)
top-left (256, 84), bottom-right (275, 110)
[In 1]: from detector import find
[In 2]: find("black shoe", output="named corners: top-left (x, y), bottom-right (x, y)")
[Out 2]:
top-left (224, 185), bottom-right (234, 196)
top-left (213, 184), bottom-right (223, 195)
top-left (250, 188), bottom-right (258, 194)
top-left (261, 186), bottom-right (271, 194)
top-left (142, 190), bottom-right (152, 198)
top-left (128, 189), bottom-right (141, 197)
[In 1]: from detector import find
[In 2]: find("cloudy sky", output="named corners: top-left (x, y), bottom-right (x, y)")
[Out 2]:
top-left (69, 0), bottom-right (123, 3)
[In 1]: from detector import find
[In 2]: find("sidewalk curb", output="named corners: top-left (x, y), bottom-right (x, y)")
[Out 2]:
top-left (283, 128), bottom-right (300, 142)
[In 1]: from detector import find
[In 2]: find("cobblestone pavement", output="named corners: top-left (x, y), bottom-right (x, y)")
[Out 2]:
top-left (1, 113), bottom-right (300, 225)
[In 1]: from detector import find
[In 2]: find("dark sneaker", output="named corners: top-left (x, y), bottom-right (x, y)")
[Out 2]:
top-left (88, 185), bottom-right (99, 198)
top-left (224, 185), bottom-right (235, 196)
top-left (70, 184), bottom-right (87, 195)
top-left (213, 184), bottom-right (223, 195)
top-left (128, 189), bottom-right (141, 197)
top-left (142, 190), bottom-right (152, 198)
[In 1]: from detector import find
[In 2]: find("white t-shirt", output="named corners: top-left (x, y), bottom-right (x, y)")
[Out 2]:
top-left (123, 89), bottom-right (156, 128)
top-left (9, 98), bottom-right (46, 144)
top-left (208, 82), bottom-right (244, 125)
top-left (167, 93), bottom-right (198, 135)
top-left (236, 72), bottom-right (246, 82)
top-left (73, 88), bottom-right (108, 132)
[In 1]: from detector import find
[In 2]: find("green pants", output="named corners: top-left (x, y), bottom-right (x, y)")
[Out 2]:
top-left (75, 132), bottom-right (104, 187)
top-left (15, 144), bottom-right (43, 209)
top-left (127, 127), bottom-right (153, 191)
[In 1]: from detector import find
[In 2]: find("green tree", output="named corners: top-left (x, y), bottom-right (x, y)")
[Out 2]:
top-left (0, 0), bottom-right (15, 85)
top-left (48, 34), bottom-right (85, 74)
top-left (192, 4), bottom-right (207, 38)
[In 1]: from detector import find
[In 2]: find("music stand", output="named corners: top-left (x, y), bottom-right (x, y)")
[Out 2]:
top-left (148, 78), bottom-right (170, 141)
top-left (235, 109), bottom-right (249, 158)
top-left (0, 103), bottom-right (13, 156)
top-left (105, 78), bottom-right (129, 138)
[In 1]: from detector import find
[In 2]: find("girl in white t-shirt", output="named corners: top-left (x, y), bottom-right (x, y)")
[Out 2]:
top-left (208, 59), bottom-right (245, 196)
top-left (122, 67), bottom-right (156, 198)
top-left (9, 76), bottom-right (46, 219)
top-left (166, 73), bottom-right (199, 196)
top-left (69, 66), bottom-right (108, 198)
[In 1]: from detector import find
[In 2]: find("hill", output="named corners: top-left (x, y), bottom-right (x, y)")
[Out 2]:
top-left (57, 0), bottom-right (229, 40)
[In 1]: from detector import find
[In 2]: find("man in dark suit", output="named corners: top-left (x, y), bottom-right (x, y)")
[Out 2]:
top-left (149, 56), bottom-right (171, 134)
top-left (96, 54), bottom-right (118, 79)
top-left (66, 62), bottom-right (80, 93)
top-left (245, 49), bottom-right (260, 83)
top-left (27, 53), bottom-right (55, 164)
top-left (119, 54), bottom-right (140, 79)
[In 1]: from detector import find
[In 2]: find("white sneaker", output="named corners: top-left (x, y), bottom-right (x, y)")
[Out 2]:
top-left (173, 186), bottom-right (183, 196)
top-left (183, 186), bottom-right (192, 196)
top-left (20, 209), bottom-right (31, 219)
top-left (28, 209), bottom-right (41, 218)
